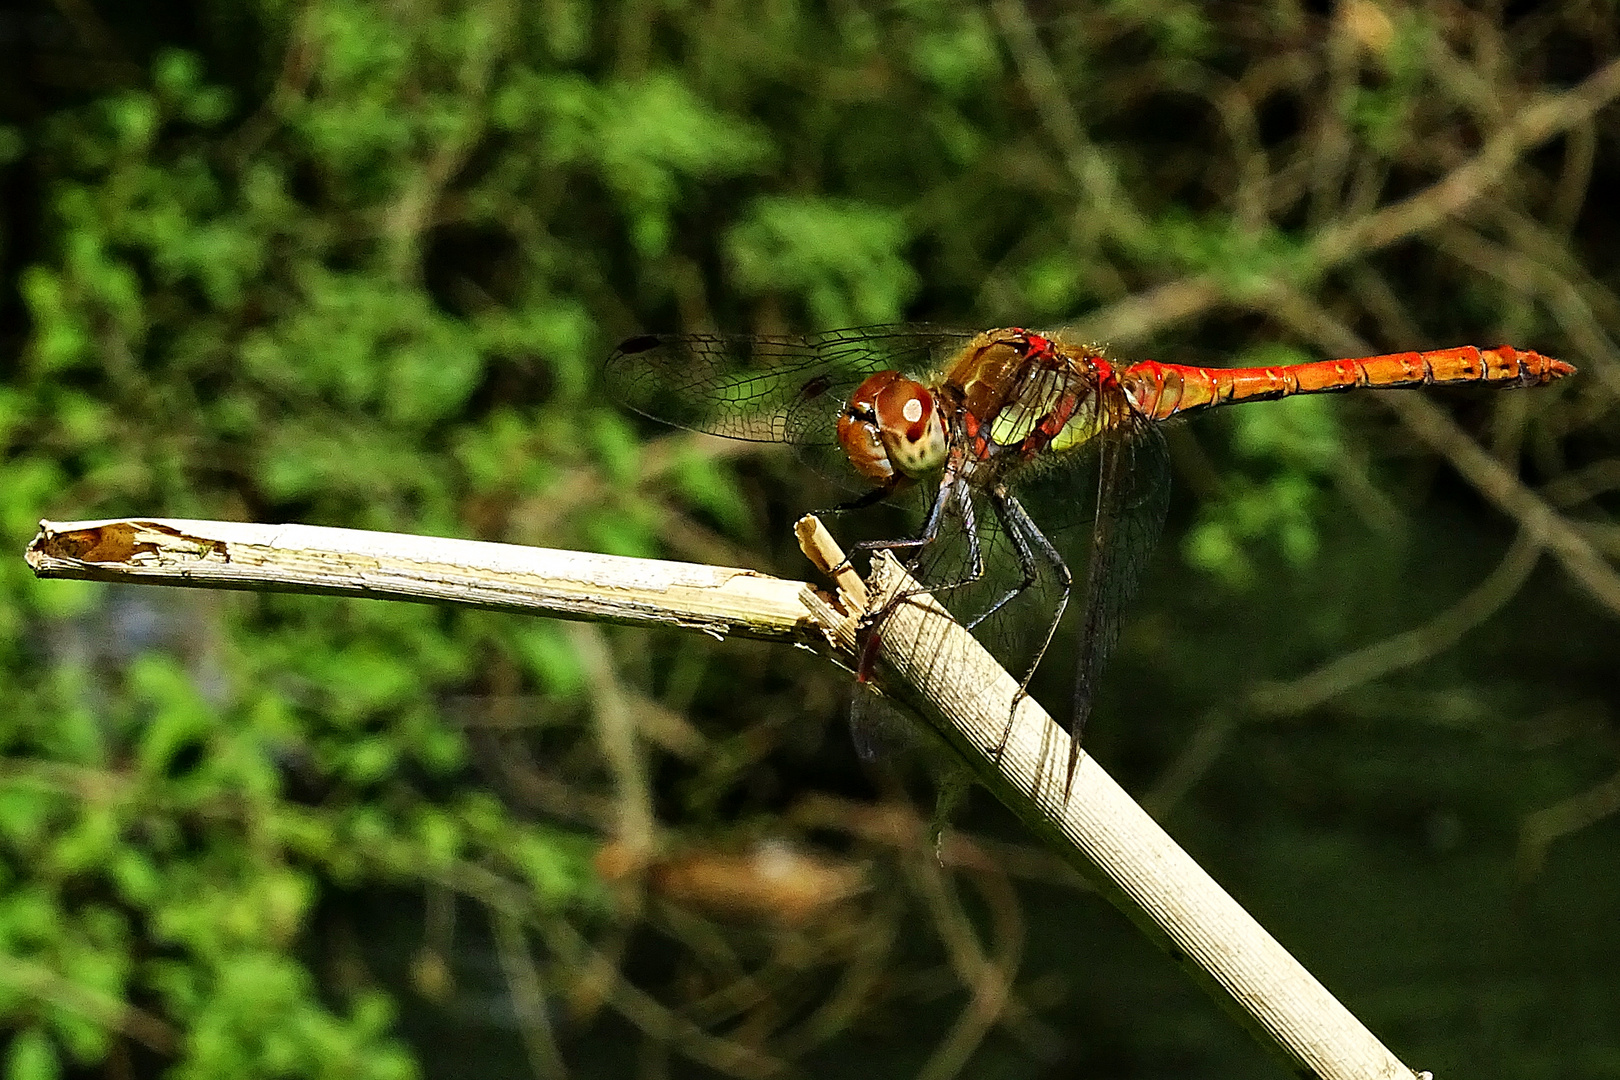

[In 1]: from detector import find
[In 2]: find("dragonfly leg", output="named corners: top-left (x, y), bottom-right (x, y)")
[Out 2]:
top-left (844, 459), bottom-right (959, 570)
top-left (973, 486), bottom-right (1071, 634)
top-left (823, 480), bottom-right (910, 576)
top-left (854, 477), bottom-right (991, 684)
top-left (983, 485), bottom-right (1072, 761)
top-left (882, 479), bottom-right (987, 598)
top-left (850, 471), bottom-right (964, 681)
top-left (829, 480), bottom-right (901, 515)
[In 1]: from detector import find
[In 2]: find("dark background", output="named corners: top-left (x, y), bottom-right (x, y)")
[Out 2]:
top-left (1, 1), bottom-right (1616, 1077)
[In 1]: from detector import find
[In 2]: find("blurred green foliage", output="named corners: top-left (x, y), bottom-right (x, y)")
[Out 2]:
top-left (1, 0), bottom-right (1615, 1077)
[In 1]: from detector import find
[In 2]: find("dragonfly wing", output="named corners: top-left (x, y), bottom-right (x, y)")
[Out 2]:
top-left (605, 326), bottom-right (977, 444)
top-left (848, 680), bottom-right (921, 762)
top-left (1069, 418), bottom-right (1171, 752)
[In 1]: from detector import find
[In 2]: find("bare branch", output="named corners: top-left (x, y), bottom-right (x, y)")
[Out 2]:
top-left (0, 956), bottom-right (180, 1056)
top-left (1081, 54), bottom-right (1620, 347)
top-left (1250, 532), bottom-right (1542, 716)
top-left (1310, 56), bottom-right (1620, 265)
top-left (1518, 767), bottom-right (1620, 881)
top-left (24, 519), bottom-right (818, 645)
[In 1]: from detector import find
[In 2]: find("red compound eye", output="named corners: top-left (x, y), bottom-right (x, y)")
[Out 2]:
top-left (837, 372), bottom-right (902, 483)
top-left (837, 372), bottom-right (946, 483)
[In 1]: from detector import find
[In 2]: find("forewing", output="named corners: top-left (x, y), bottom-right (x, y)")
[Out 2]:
top-left (604, 326), bottom-right (976, 444)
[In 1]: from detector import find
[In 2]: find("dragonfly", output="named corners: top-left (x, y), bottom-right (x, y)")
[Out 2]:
top-left (606, 326), bottom-right (1574, 793)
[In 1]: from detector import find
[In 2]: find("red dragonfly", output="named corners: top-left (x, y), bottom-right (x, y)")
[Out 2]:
top-left (607, 327), bottom-right (1573, 791)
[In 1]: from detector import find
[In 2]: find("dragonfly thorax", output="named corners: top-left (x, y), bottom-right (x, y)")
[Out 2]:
top-left (837, 371), bottom-right (949, 485)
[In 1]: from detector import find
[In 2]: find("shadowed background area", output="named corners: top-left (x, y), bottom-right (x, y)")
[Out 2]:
top-left (1, 0), bottom-right (1617, 1077)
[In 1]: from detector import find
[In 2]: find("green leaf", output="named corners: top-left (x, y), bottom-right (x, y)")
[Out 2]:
top-left (727, 196), bottom-right (918, 327)
top-left (527, 73), bottom-right (772, 256)
top-left (512, 623), bottom-right (584, 698)
top-left (0, 788), bottom-right (62, 852)
top-left (671, 450), bottom-right (751, 536)
top-left (111, 849), bottom-right (161, 907)
top-left (344, 737), bottom-right (400, 785)
top-left (0, 125), bottom-right (23, 166)
top-left (907, 9), bottom-right (1001, 96)
top-left (49, 805), bottom-right (121, 876)
top-left (588, 409), bottom-right (642, 487)
top-left (5, 1028), bottom-right (59, 1080)
top-left (412, 807), bottom-right (462, 868)
top-left (129, 656), bottom-right (214, 778)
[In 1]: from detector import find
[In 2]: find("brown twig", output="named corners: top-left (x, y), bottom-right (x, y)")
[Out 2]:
top-left (493, 910), bottom-right (569, 1079)
top-left (1518, 767), bottom-right (1620, 881)
top-left (0, 956), bottom-right (180, 1056)
top-left (1248, 531), bottom-right (1542, 716)
top-left (1080, 53), bottom-right (1620, 347)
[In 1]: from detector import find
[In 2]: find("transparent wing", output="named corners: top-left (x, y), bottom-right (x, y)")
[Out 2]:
top-left (848, 680), bottom-right (923, 763)
top-left (604, 326), bottom-right (977, 444)
top-left (1065, 415), bottom-right (1170, 754)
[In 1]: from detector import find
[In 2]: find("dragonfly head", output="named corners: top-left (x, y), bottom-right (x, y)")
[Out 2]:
top-left (838, 371), bottom-right (949, 484)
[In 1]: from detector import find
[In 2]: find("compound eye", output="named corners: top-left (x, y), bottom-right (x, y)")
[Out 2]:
top-left (873, 377), bottom-right (947, 477)
top-left (837, 372), bottom-right (904, 484)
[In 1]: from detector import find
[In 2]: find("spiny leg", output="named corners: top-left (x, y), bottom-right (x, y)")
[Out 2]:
top-left (835, 460), bottom-right (959, 580)
top-left (964, 485), bottom-right (1067, 632)
top-left (852, 470), bottom-right (973, 682)
top-left (828, 482), bottom-right (900, 515)
top-left (863, 480), bottom-right (986, 629)
top-left (984, 483), bottom-right (1072, 763)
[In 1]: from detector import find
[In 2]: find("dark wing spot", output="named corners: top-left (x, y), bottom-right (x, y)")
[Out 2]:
top-left (798, 373), bottom-right (835, 401)
top-left (615, 334), bottom-right (661, 355)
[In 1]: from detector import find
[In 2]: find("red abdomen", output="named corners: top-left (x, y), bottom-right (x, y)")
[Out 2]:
top-left (1121, 345), bottom-right (1575, 421)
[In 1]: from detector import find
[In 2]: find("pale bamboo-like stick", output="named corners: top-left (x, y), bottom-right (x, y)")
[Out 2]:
top-left (794, 516), bottom-right (1426, 1080)
top-left (25, 515), bottom-right (1427, 1080)
top-left (24, 519), bottom-right (816, 644)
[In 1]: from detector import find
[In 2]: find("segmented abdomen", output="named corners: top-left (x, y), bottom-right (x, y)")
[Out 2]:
top-left (1120, 346), bottom-right (1575, 422)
